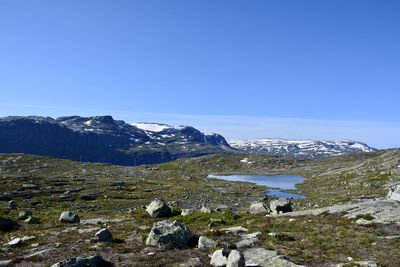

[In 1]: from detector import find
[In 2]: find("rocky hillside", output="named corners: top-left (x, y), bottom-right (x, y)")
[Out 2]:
top-left (229, 138), bottom-right (376, 159)
top-left (0, 116), bottom-right (231, 166)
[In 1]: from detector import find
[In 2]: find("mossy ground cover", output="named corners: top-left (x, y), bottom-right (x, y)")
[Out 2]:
top-left (1, 151), bottom-right (400, 266)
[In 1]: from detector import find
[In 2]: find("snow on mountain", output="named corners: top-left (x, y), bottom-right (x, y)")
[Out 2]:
top-left (131, 122), bottom-right (174, 133)
top-left (229, 138), bottom-right (377, 159)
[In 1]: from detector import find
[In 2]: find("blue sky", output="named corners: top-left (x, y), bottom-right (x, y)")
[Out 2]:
top-left (0, 1), bottom-right (399, 148)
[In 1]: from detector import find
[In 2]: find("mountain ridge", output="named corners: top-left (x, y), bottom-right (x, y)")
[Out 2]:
top-left (228, 138), bottom-right (377, 159)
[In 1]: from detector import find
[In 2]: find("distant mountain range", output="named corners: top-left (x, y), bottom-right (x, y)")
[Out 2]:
top-left (0, 115), bottom-right (377, 165)
top-left (0, 116), bottom-right (230, 165)
top-left (228, 138), bottom-right (377, 159)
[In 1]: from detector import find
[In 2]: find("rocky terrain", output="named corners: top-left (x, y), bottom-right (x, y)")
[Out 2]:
top-left (229, 139), bottom-right (376, 159)
top-left (0, 116), bottom-right (231, 166)
top-left (0, 149), bottom-right (400, 266)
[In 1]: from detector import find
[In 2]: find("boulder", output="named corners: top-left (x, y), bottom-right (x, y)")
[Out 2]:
top-left (227, 250), bottom-right (245, 267)
top-left (243, 248), bottom-right (305, 267)
top-left (387, 184), bottom-right (400, 201)
top-left (50, 255), bottom-right (111, 267)
top-left (18, 211), bottom-right (33, 220)
top-left (59, 211), bottom-right (80, 223)
top-left (270, 199), bottom-right (293, 214)
top-left (146, 198), bottom-right (172, 218)
top-left (0, 217), bottom-right (18, 231)
top-left (25, 216), bottom-right (40, 224)
top-left (210, 249), bottom-right (229, 267)
top-left (146, 220), bottom-right (192, 248)
top-left (221, 226), bottom-right (249, 234)
top-left (94, 228), bottom-right (113, 243)
top-left (198, 236), bottom-right (217, 250)
top-left (7, 200), bottom-right (16, 210)
top-left (249, 201), bottom-right (271, 214)
top-left (236, 232), bottom-right (262, 248)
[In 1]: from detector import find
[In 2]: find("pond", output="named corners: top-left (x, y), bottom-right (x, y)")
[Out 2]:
top-left (207, 174), bottom-right (307, 199)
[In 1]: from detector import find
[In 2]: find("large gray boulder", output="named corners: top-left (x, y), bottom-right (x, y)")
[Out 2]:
top-left (270, 199), bottom-right (293, 214)
top-left (249, 201), bottom-right (271, 214)
top-left (50, 255), bottom-right (110, 267)
top-left (387, 184), bottom-right (400, 201)
top-left (94, 228), bottom-right (113, 243)
top-left (146, 220), bottom-right (192, 248)
top-left (227, 250), bottom-right (245, 267)
top-left (210, 249), bottom-right (228, 267)
top-left (59, 211), bottom-right (80, 223)
top-left (198, 236), bottom-right (217, 250)
top-left (146, 198), bottom-right (172, 218)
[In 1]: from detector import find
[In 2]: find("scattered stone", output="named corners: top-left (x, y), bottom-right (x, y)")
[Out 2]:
top-left (0, 260), bottom-right (12, 267)
top-left (78, 227), bottom-right (100, 234)
top-left (25, 216), bottom-right (40, 224)
top-left (179, 257), bottom-right (202, 267)
top-left (94, 228), bottom-right (113, 242)
top-left (222, 226), bottom-right (249, 234)
top-left (7, 200), bottom-right (16, 210)
top-left (18, 211), bottom-right (33, 220)
top-left (198, 236), bottom-right (217, 250)
top-left (249, 201), bottom-right (270, 214)
top-left (146, 220), bottom-right (192, 248)
top-left (236, 232), bottom-right (262, 248)
top-left (81, 194), bottom-right (96, 201)
top-left (22, 183), bottom-right (39, 189)
top-left (7, 237), bottom-right (22, 246)
top-left (270, 199), bottom-right (293, 214)
top-left (200, 206), bottom-right (212, 213)
top-left (181, 209), bottom-right (193, 216)
top-left (337, 261), bottom-right (377, 267)
top-left (355, 218), bottom-right (373, 225)
top-left (243, 248), bottom-right (305, 267)
top-left (387, 184), bottom-right (400, 201)
top-left (0, 217), bottom-right (18, 231)
top-left (59, 211), bottom-right (80, 223)
top-left (50, 255), bottom-right (111, 267)
top-left (146, 198), bottom-right (172, 218)
top-left (210, 249), bottom-right (229, 267)
top-left (227, 250), bottom-right (245, 267)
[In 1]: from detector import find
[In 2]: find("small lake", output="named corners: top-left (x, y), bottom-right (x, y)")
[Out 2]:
top-left (207, 174), bottom-right (307, 199)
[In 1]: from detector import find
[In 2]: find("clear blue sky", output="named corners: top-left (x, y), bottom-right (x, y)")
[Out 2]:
top-left (0, 1), bottom-right (399, 148)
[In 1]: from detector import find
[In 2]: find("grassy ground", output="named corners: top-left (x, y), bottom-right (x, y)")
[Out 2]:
top-left (1, 151), bottom-right (400, 266)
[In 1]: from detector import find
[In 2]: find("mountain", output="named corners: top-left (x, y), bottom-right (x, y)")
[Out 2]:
top-left (228, 138), bottom-right (377, 159)
top-left (0, 115), bottom-right (231, 166)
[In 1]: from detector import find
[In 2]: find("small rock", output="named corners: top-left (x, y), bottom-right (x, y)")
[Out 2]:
top-left (22, 184), bottom-right (38, 189)
top-left (146, 220), bottom-right (192, 248)
top-left (198, 236), bottom-right (217, 250)
top-left (18, 211), bottom-right (33, 220)
top-left (208, 219), bottom-right (226, 228)
top-left (181, 209), bottom-right (192, 216)
top-left (59, 211), bottom-right (80, 223)
top-left (94, 228), bottom-right (113, 242)
top-left (236, 232), bottom-right (262, 248)
top-left (227, 250), bottom-right (245, 267)
top-left (25, 216), bottom-right (40, 224)
top-left (222, 226), bottom-right (249, 234)
top-left (50, 255), bottom-right (111, 267)
top-left (7, 200), bottom-right (16, 210)
top-left (210, 249), bottom-right (229, 267)
top-left (7, 237), bottom-right (22, 246)
top-left (249, 201), bottom-right (270, 214)
top-left (0, 260), bottom-right (12, 267)
top-left (0, 217), bottom-right (18, 231)
top-left (270, 199), bottom-right (293, 214)
top-left (387, 184), bottom-right (400, 201)
top-left (179, 257), bottom-right (202, 267)
top-left (355, 219), bottom-right (373, 225)
top-left (80, 194), bottom-right (96, 201)
top-left (200, 206), bottom-right (212, 213)
top-left (146, 198), bottom-right (172, 218)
